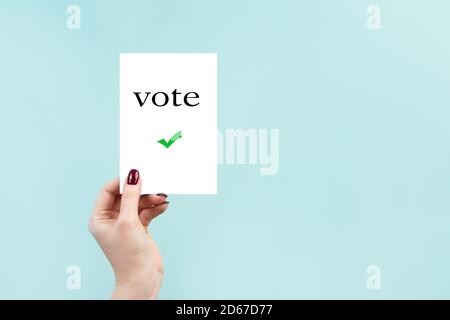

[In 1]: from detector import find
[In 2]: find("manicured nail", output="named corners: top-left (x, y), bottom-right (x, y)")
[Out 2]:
top-left (157, 193), bottom-right (168, 198)
top-left (127, 169), bottom-right (140, 185)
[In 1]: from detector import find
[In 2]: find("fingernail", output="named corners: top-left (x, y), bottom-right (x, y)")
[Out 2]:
top-left (127, 169), bottom-right (140, 185)
top-left (157, 193), bottom-right (168, 198)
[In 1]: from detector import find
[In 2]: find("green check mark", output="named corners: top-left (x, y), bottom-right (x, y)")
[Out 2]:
top-left (157, 130), bottom-right (182, 148)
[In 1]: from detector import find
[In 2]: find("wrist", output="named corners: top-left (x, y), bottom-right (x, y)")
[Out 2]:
top-left (112, 270), bottom-right (162, 300)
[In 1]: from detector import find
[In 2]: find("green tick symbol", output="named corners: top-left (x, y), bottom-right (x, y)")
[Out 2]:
top-left (157, 130), bottom-right (182, 148)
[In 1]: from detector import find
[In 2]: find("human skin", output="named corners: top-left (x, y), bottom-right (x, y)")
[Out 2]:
top-left (89, 169), bottom-right (169, 299)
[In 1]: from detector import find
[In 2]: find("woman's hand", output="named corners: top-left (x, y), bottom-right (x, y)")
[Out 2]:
top-left (89, 169), bottom-right (169, 299)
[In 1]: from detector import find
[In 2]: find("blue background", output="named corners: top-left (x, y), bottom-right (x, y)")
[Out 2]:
top-left (0, 0), bottom-right (449, 299)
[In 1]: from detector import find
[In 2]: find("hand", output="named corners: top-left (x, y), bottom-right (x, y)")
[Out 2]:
top-left (89, 169), bottom-right (169, 299)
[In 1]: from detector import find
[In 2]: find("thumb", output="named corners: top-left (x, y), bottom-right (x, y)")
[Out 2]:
top-left (119, 169), bottom-right (141, 222)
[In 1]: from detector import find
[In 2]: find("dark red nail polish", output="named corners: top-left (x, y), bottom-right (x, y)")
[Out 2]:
top-left (127, 169), bottom-right (139, 185)
top-left (157, 193), bottom-right (168, 198)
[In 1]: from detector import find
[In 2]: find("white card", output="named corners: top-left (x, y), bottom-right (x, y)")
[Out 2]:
top-left (120, 53), bottom-right (217, 194)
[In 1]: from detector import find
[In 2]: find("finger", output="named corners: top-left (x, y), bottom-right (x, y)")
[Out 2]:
top-left (111, 193), bottom-right (167, 213)
top-left (138, 194), bottom-right (168, 209)
top-left (118, 169), bottom-right (141, 222)
top-left (93, 177), bottom-right (120, 216)
top-left (139, 201), bottom-right (169, 226)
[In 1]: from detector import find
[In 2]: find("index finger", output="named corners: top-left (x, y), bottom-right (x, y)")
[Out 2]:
top-left (93, 177), bottom-right (120, 214)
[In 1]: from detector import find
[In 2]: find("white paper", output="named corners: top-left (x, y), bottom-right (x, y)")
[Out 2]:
top-left (120, 53), bottom-right (217, 194)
